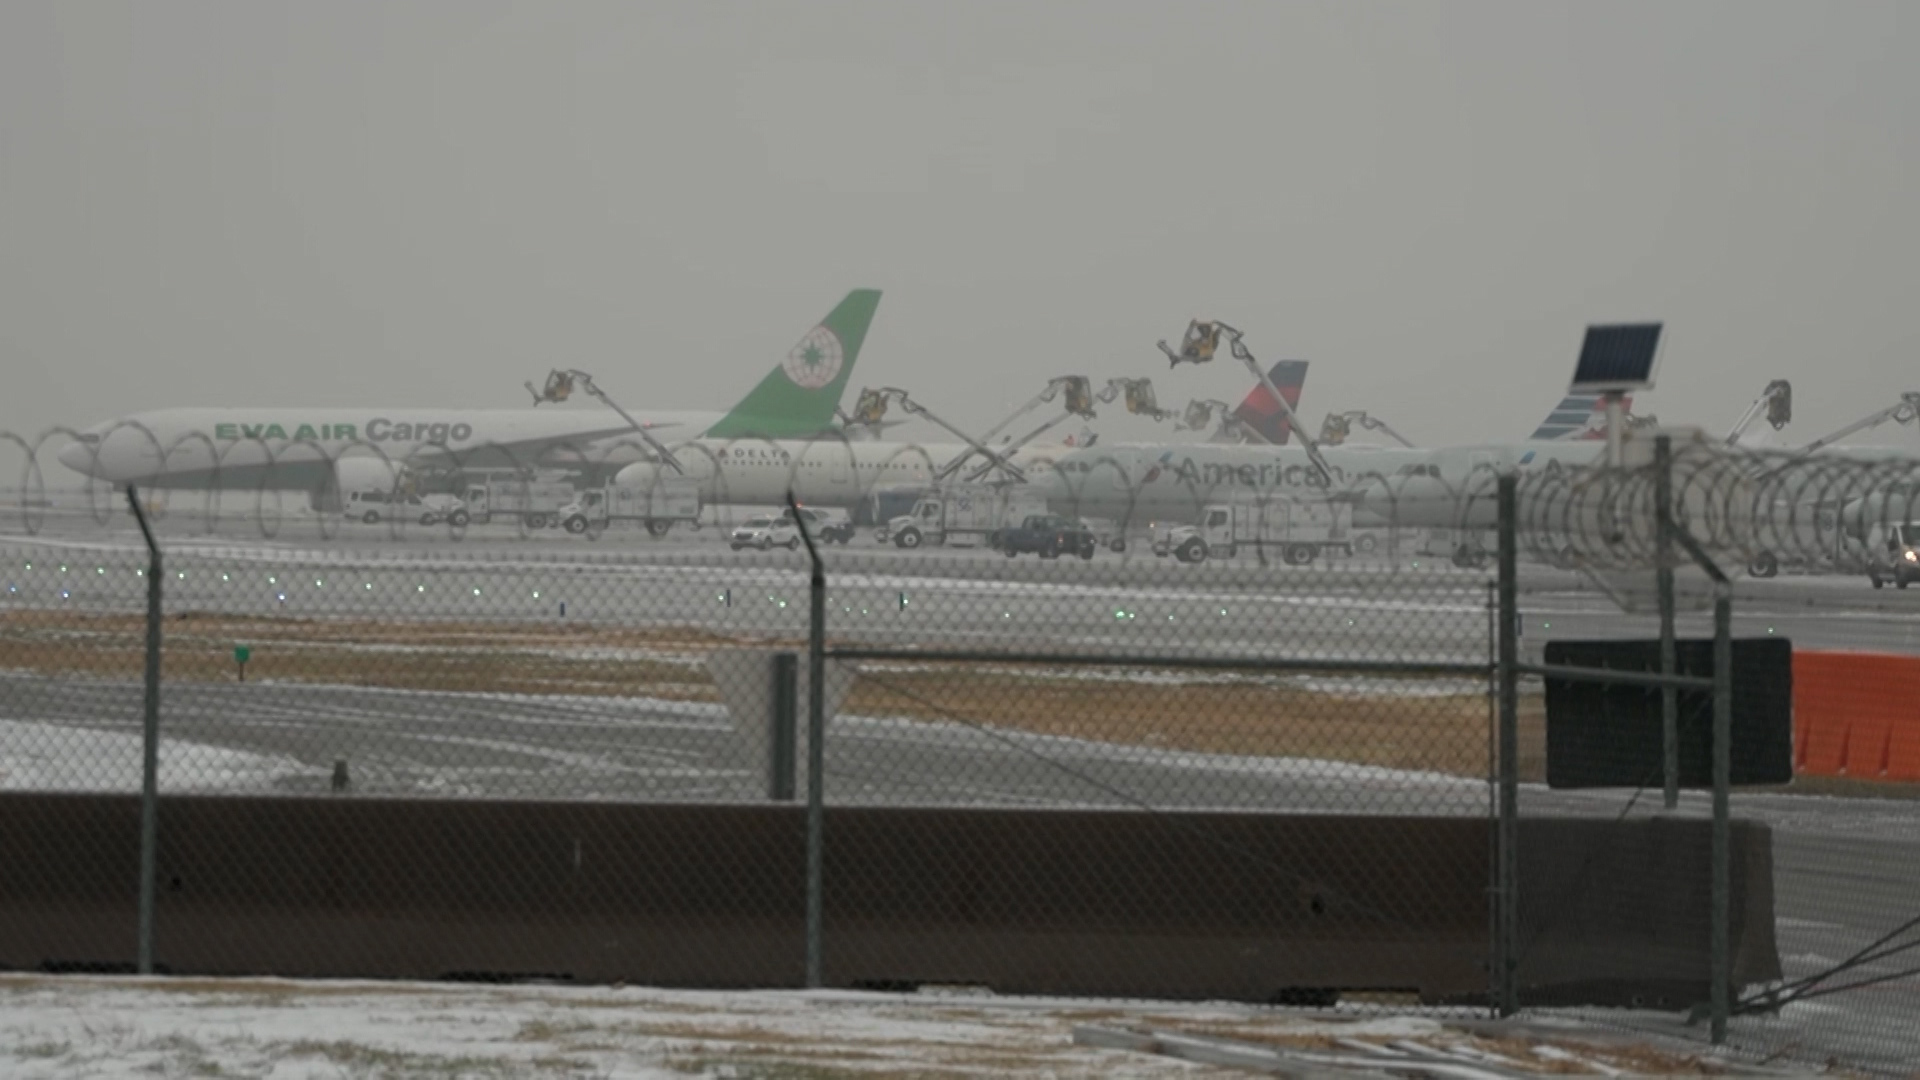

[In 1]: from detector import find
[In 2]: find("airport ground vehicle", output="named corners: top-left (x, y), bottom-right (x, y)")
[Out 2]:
top-left (730, 515), bottom-right (802, 551)
top-left (881, 484), bottom-right (1050, 549)
top-left (463, 478), bottom-right (579, 528)
top-left (1867, 522), bottom-right (1920, 589)
top-left (781, 506), bottom-right (856, 544)
top-left (558, 479), bottom-right (703, 537)
top-left (345, 489), bottom-right (469, 526)
top-left (1153, 497), bottom-right (1354, 565)
top-left (992, 514), bottom-right (1098, 560)
top-left (855, 485), bottom-right (929, 529)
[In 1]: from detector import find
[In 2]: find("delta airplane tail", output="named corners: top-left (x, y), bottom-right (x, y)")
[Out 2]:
top-left (1229, 360), bottom-right (1309, 445)
top-left (1529, 393), bottom-right (1633, 441)
top-left (702, 289), bottom-right (883, 439)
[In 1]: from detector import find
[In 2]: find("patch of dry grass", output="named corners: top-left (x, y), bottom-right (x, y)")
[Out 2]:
top-left (1, 610), bottom-right (1543, 780)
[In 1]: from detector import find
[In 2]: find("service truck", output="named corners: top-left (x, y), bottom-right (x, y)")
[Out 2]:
top-left (991, 514), bottom-right (1099, 560)
top-left (463, 477), bottom-right (579, 528)
top-left (1154, 497), bottom-right (1354, 565)
top-left (557, 478), bottom-right (703, 538)
top-left (881, 484), bottom-right (1049, 549)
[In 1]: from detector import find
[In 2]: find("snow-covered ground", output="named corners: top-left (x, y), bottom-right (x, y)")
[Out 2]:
top-left (0, 975), bottom-right (1748, 1079)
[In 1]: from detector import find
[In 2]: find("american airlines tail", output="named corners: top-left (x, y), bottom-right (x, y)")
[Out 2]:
top-left (702, 289), bottom-right (883, 439)
top-left (1529, 393), bottom-right (1633, 441)
top-left (1229, 360), bottom-right (1309, 445)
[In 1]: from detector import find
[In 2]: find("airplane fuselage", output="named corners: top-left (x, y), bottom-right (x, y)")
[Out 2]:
top-left (60, 407), bottom-right (720, 489)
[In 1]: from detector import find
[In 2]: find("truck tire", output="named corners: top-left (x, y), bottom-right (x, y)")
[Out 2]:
top-left (1284, 544), bottom-right (1315, 566)
top-left (786, 536), bottom-right (800, 550)
top-left (1110, 538), bottom-right (1126, 553)
top-left (1079, 544), bottom-right (1094, 561)
top-left (363, 511), bottom-right (380, 525)
top-left (1176, 538), bottom-right (1206, 564)
top-left (564, 515), bottom-right (589, 535)
top-left (1748, 551), bottom-right (1780, 579)
top-left (1354, 533), bottom-right (1377, 554)
top-left (525, 513), bottom-right (547, 530)
top-left (647, 519), bottom-right (672, 538)
top-left (896, 527), bottom-right (923, 550)
top-left (450, 510), bottom-right (470, 528)
top-left (1003, 546), bottom-right (1017, 558)
top-left (420, 513), bottom-right (436, 526)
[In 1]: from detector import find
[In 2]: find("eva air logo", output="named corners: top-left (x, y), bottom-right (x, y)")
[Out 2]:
top-left (782, 325), bottom-right (844, 390)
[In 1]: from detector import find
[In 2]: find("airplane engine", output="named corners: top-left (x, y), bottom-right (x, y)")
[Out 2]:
top-left (615, 457), bottom-right (714, 488)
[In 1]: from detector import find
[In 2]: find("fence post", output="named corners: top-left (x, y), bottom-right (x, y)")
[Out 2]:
top-left (1656, 436), bottom-right (1679, 810)
top-left (789, 493), bottom-right (828, 990)
top-left (1711, 587), bottom-right (1733, 1043)
top-left (1495, 474), bottom-right (1519, 1016)
top-left (126, 486), bottom-right (163, 976)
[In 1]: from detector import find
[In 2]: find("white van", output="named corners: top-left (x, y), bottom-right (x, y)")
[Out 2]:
top-left (345, 490), bottom-right (469, 526)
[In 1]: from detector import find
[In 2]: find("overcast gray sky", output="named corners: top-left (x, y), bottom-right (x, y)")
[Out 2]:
top-left (3, 1), bottom-right (1915, 451)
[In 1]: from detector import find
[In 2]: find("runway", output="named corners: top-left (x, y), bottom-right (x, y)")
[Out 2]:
top-left (3, 516), bottom-right (1919, 1073)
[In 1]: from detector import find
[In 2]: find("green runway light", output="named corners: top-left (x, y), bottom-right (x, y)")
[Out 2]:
top-left (532, 590), bottom-right (541, 599)
top-left (96, 567), bottom-right (104, 575)
top-left (315, 579), bottom-right (324, 588)
top-left (23, 563), bottom-right (30, 571)
top-left (58, 565), bottom-right (66, 573)
top-left (416, 585), bottom-right (425, 593)
top-left (268, 576), bottom-right (277, 584)
top-left (472, 587), bottom-right (482, 596)
top-left (364, 582), bottom-right (373, 590)
top-left (221, 573), bottom-right (229, 582)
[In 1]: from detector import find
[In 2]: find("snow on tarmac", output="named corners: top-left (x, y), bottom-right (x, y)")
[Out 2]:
top-left (0, 718), bottom-right (304, 793)
top-left (0, 974), bottom-right (1760, 1079)
top-left (0, 975), bottom-right (1284, 1079)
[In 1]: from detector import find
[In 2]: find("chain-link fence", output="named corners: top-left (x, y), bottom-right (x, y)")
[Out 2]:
top-left (6, 429), bottom-right (1920, 1075)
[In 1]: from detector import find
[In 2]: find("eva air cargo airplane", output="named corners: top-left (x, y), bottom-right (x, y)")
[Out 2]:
top-left (59, 290), bottom-right (882, 497)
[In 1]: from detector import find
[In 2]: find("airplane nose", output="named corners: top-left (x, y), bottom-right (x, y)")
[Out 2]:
top-left (58, 439), bottom-right (102, 477)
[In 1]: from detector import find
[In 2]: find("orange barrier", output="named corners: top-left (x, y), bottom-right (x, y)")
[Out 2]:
top-left (1792, 651), bottom-right (1920, 781)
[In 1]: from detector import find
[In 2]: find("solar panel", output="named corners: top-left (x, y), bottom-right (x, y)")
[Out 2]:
top-left (1569, 323), bottom-right (1663, 393)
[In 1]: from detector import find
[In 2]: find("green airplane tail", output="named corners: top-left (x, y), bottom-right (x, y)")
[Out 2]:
top-left (702, 289), bottom-right (883, 439)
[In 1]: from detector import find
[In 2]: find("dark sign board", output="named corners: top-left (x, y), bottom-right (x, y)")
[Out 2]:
top-left (1569, 323), bottom-right (1663, 394)
top-left (1544, 638), bottom-right (1792, 789)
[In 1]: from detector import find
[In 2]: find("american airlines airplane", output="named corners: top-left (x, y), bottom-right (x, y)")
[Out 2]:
top-left (607, 362), bottom-right (1313, 517)
top-left (57, 289), bottom-right (882, 496)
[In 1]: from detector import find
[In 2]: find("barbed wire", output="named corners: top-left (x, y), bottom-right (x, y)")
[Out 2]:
top-left (13, 424), bottom-right (1920, 576)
